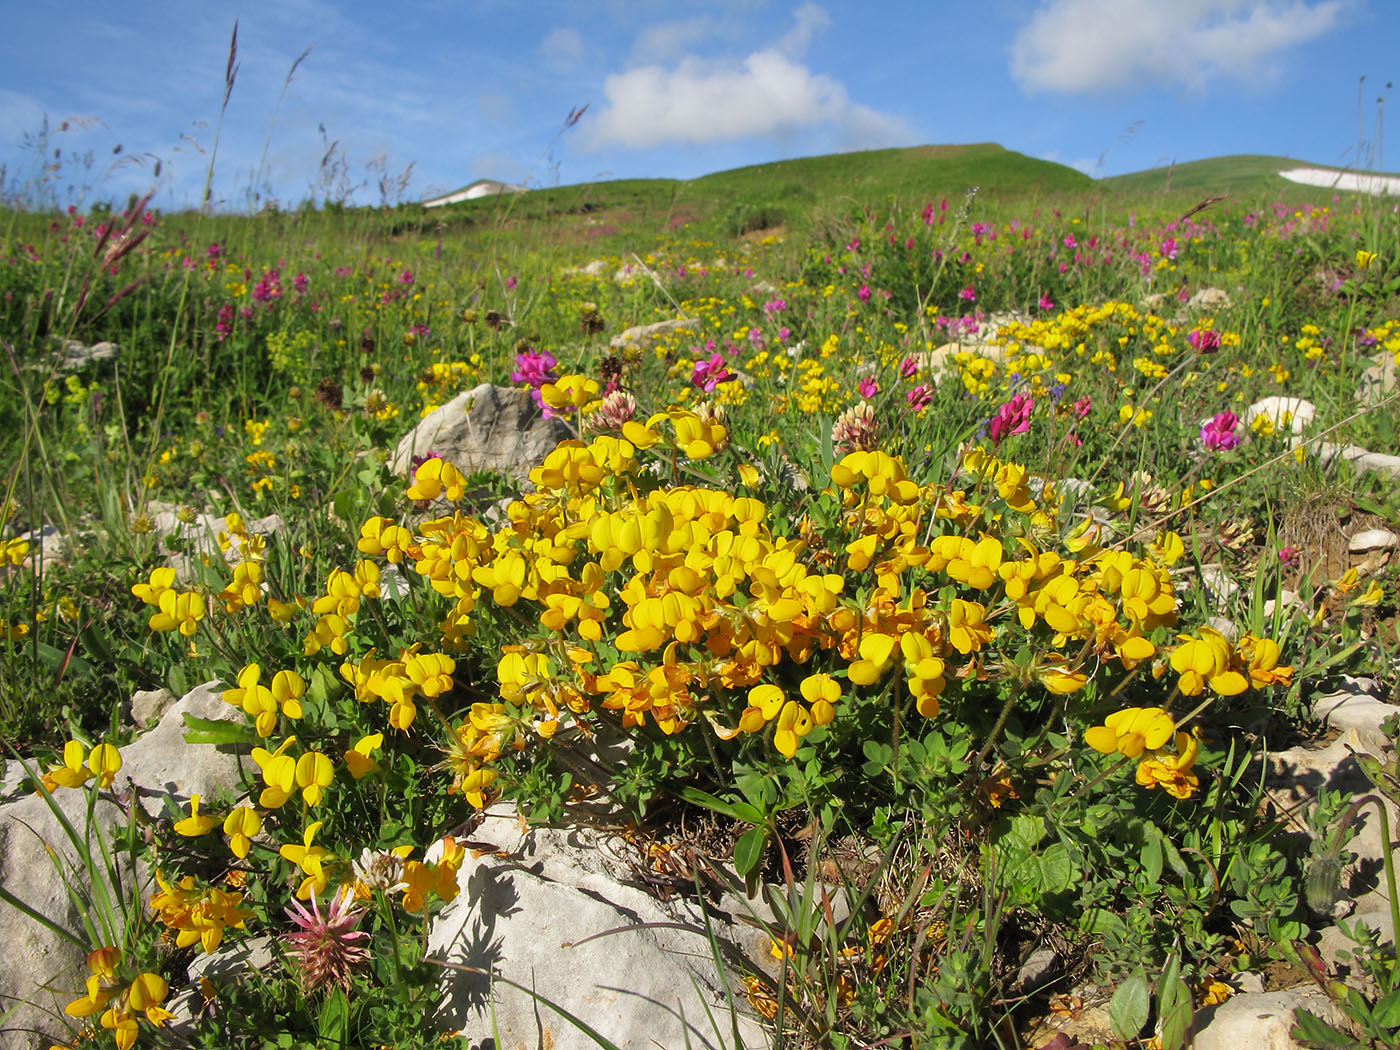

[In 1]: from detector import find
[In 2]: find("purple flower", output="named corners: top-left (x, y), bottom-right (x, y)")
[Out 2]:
top-left (859, 377), bottom-right (878, 399)
top-left (1200, 411), bottom-right (1241, 451)
top-left (958, 285), bottom-right (976, 302)
top-left (1038, 294), bottom-right (1054, 311)
top-left (906, 385), bottom-right (933, 412)
top-left (511, 349), bottom-right (557, 387)
top-left (1278, 545), bottom-right (1301, 567)
top-left (1188, 329), bottom-right (1222, 353)
top-left (857, 284), bottom-right (872, 303)
top-left (293, 272), bottom-right (309, 294)
top-left (691, 353), bottom-right (734, 393)
top-left (988, 393), bottom-right (1034, 444)
top-left (899, 356), bottom-right (919, 381)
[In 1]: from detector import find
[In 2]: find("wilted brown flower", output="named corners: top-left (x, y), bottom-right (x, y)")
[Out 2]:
top-left (314, 378), bottom-right (343, 411)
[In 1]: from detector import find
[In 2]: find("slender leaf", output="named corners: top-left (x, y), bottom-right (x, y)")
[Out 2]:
top-left (1109, 969), bottom-right (1150, 1041)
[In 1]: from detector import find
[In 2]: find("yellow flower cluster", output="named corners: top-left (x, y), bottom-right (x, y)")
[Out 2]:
top-left (149, 872), bottom-right (251, 954)
top-left (64, 947), bottom-right (172, 1050)
top-left (305, 433), bottom-right (1291, 805)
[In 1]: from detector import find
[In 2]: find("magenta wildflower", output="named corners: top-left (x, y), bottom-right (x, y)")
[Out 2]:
top-left (958, 285), bottom-right (976, 302)
top-left (906, 385), bottom-right (933, 412)
top-left (1278, 545), bottom-right (1301, 568)
top-left (506, 275), bottom-right (518, 290)
top-left (1072, 396), bottom-right (1092, 420)
top-left (691, 353), bottom-right (734, 393)
top-left (1188, 329), bottom-right (1222, 353)
top-left (899, 356), bottom-right (918, 381)
top-left (1038, 294), bottom-right (1054, 311)
top-left (283, 888), bottom-right (369, 995)
top-left (293, 272), bottom-right (309, 294)
top-left (857, 284), bottom-right (872, 303)
top-left (989, 393), bottom-right (1034, 444)
top-left (858, 376), bottom-right (878, 399)
top-left (511, 349), bottom-right (557, 387)
top-left (1199, 411), bottom-right (1241, 451)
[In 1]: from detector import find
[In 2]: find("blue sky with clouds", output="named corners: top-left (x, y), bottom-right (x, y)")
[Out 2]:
top-left (1, 0), bottom-right (1394, 211)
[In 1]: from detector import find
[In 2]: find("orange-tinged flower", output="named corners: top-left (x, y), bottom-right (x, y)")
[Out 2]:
top-left (43, 740), bottom-right (93, 791)
top-left (1135, 730), bottom-right (1200, 799)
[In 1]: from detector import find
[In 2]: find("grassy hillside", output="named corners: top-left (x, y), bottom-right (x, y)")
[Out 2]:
top-left (423, 143), bottom-right (1093, 243)
top-left (1098, 153), bottom-right (1395, 198)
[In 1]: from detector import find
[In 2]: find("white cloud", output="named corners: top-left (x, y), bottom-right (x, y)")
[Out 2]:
top-left (539, 27), bottom-right (585, 73)
top-left (1010, 0), bottom-right (1349, 94)
top-left (629, 17), bottom-right (716, 65)
top-left (776, 3), bottom-right (831, 57)
top-left (590, 6), bottom-right (909, 151)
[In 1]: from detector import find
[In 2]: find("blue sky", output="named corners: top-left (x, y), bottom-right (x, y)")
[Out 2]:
top-left (1, 0), bottom-right (1394, 211)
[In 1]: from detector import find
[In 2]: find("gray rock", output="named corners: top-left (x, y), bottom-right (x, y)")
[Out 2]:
top-left (1012, 947), bottom-right (1061, 994)
top-left (919, 340), bottom-right (1009, 384)
top-left (1356, 352), bottom-right (1397, 407)
top-left (1245, 396), bottom-right (1315, 435)
top-left (1262, 589), bottom-right (1308, 620)
top-left (426, 804), bottom-right (769, 1050)
top-left (391, 383), bottom-right (575, 483)
top-left (130, 687), bottom-right (176, 726)
top-left (1317, 910), bottom-right (1395, 973)
top-left (56, 339), bottom-right (119, 371)
top-left (1311, 441), bottom-right (1400, 478)
top-left (1188, 287), bottom-right (1233, 311)
top-left (1198, 563), bottom-right (1241, 604)
top-left (148, 502), bottom-right (285, 583)
top-left (608, 318), bottom-right (700, 352)
top-left (1349, 529), bottom-right (1399, 554)
top-left (1206, 615), bottom-right (1241, 642)
top-left (1193, 985), bottom-right (1348, 1050)
top-left (0, 681), bottom-right (248, 1049)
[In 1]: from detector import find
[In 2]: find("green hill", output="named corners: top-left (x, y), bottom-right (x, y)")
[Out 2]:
top-left (425, 144), bottom-right (1092, 239)
top-left (1099, 154), bottom-right (1398, 198)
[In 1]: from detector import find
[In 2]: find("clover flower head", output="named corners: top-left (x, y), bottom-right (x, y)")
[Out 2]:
top-left (283, 887), bottom-right (369, 994)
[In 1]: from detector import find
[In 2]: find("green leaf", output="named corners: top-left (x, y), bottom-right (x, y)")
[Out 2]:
top-left (733, 826), bottom-right (767, 879)
top-left (1290, 1008), bottom-right (1361, 1048)
top-left (1157, 956), bottom-right (1193, 1050)
top-left (317, 988), bottom-right (349, 1046)
top-left (671, 784), bottom-right (764, 825)
top-left (307, 663), bottom-right (341, 704)
top-left (182, 713), bottom-right (255, 746)
top-left (32, 640), bottom-right (95, 681)
top-left (1036, 843), bottom-right (1074, 896)
top-left (1141, 832), bottom-right (1163, 886)
top-left (1373, 988), bottom-right (1400, 1030)
top-left (1109, 970), bottom-right (1150, 1041)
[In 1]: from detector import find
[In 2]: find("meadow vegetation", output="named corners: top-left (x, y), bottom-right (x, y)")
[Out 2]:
top-left (0, 138), bottom-right (1398, 1049)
